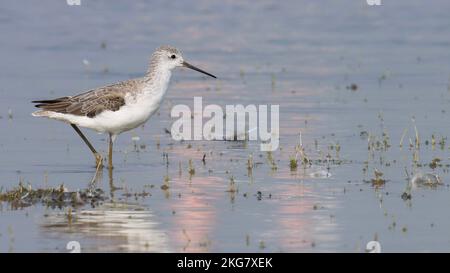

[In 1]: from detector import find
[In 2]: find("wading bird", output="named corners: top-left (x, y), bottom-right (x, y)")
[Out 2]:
top-left (32, 46), bottom-right (216, 170)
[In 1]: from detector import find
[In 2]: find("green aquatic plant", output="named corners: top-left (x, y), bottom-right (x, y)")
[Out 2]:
top-left (429, 158), bottom-right (441, 169)
top-left (289, 157), bottom-right (298, 171)
top-left (371, 168), bottom-right (386, 187)
top-left (266, 151), bottom-right (277, 171)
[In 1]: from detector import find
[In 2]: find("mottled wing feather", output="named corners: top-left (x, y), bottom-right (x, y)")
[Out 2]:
top-left (66, 92), bottom-right (126, 117)
top-left (33, 78), bottom-right (143, 118)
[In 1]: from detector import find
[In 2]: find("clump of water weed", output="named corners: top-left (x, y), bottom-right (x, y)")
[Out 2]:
top-left (370, 168), bottom-right (386, 187)
top-left (0, 182), bottom-right (105, 209)
top-left (290, 132), bottom-right (310, 171)
top-left (289, 157), bottom-right (298, 171)
top-left (429, 158), bottom-right (442, 169)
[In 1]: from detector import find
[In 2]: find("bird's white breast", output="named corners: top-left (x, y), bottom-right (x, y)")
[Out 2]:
top-left (96, 77), bottom-right (171, 134)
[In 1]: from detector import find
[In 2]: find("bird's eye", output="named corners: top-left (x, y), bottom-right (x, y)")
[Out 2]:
top-left (170, 54), bottom-right (176, 59)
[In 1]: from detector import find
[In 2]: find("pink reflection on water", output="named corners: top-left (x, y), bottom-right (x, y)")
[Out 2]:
top-left (271, 178), bottom-right (338, 251)
top-left (275, 183), bottom-right (316, 250)
top-left (168, 175), bottom-right (226, 252)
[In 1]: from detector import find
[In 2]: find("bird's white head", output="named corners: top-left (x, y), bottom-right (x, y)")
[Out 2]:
top-left (152, 45), bottom-right (184, 70)
top-left (150, 45), bottom-right (216, 78)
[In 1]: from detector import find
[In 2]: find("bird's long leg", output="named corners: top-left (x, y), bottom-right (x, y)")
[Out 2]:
top-left (70, 124), bottom-right (103, 168)
top-left (108, 133), bottom-right (113, 171)
top-left (107, 133), bottom-right (120, 197)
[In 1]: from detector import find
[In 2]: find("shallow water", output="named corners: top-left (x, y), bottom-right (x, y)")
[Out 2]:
top-left (1, 0), bottom-right (450, 252)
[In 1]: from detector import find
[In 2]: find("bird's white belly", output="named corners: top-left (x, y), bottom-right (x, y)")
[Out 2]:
top-left (56, 94), bottom-right (163, 135)
top-left (91, 98), bottom-right (161, 134)
top-left (94, 107), bottom-right (151, 134)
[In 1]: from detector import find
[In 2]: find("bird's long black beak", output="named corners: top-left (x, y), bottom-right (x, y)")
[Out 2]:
top-left (182, 61), bottom-right (216, 78)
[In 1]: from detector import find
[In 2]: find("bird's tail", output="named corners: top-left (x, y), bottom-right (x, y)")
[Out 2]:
top-left (31, 97), bottom-right (70, 117)
top-left (31, 110), bottom-right (51, 117)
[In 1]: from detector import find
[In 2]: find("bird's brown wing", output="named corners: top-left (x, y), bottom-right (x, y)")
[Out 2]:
top-left (33, 78), bottom-right (143, 118)
top-left (66, 93), bottom-right (126, 118)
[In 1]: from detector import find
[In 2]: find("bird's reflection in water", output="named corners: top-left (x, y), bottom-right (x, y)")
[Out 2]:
top-left (40, 201), bottom-right (170, 252)
top-left (40, 168), bottom-right (170, 252)
top-left (88, 161), bottom-right (121, 198)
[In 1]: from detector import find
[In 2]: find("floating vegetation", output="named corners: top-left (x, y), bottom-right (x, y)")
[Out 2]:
top-left (367, 130), bottom-right (390, 152)
top-left (289, 157), bottom-right (298, 171)
top-left (291, 132), bottom-right (310, 170)
top-left (121, 190), bottom-right (151, 199)
top-left (429, 158), bottom-right (442, 169)
top-left (0, 183), bottom-right (106, 209)
top-left (370, 168), bottom-right (386, 187)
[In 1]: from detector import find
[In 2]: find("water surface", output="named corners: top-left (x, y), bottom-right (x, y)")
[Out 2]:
top-left (1, 0), bottom-right (450, 252)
